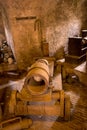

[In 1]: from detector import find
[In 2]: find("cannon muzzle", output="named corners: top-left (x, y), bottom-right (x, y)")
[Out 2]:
top-left (24, 59), bottom-right (50, 95)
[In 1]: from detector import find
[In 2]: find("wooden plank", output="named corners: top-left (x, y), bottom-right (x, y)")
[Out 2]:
top-left (64, 95), bottom-right (71, 121)
top-left (60, 90), bottom-right (64, 117)
top-left (0, 63), bottom-right (18, 72)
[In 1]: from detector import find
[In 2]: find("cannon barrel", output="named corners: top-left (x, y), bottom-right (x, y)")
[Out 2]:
top-left (24, 59), bottom-right (50, 95)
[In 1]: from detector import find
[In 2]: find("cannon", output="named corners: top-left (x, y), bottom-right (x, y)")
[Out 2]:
top-left (8, 59), bottom-right (71, 121)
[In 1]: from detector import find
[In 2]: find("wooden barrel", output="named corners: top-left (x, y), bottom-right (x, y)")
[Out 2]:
top-left (24, 59), bottom-right (50, 95)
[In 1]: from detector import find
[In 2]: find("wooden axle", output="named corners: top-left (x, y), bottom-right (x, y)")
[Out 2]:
top-left (17, 88), bottom-right (63, 102)
top-left (15, 103), bottom-right (61, 116)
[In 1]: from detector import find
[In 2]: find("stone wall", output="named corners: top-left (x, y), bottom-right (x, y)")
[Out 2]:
top-left (0, 12), bottom-right (6, 45)
top-left (0, 0), bottom-right (87, 69)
